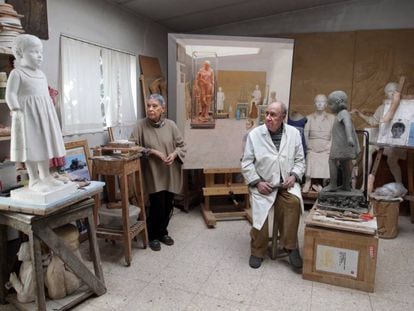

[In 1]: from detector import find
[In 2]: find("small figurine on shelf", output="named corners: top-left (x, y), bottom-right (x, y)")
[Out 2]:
top-left (216, 86), bottom-right (225, 113)
top-left (249, 85), bottom-right (261, 119)
top-left (6, 34), bottom-right (66, 193)
top-left (323, 90), bottom-right (360, 192)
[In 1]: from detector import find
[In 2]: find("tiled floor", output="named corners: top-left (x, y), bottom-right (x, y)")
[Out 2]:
top-left (3, 208), bottom-right (414, 310)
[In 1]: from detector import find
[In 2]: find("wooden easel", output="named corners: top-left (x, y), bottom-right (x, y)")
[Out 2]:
top-left (201, 168), bottom-right (252, 227)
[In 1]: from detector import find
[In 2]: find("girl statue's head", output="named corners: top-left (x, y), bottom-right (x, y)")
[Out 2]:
top-left (12, 34), bottom-right (43, 68)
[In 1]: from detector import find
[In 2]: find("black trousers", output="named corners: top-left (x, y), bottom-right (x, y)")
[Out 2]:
top-left (148, 191), bottom-right (174, 241)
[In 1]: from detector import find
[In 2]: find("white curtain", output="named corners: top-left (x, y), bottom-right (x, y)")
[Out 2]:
top-left (61, 37), bottom-right (103, 135)
top-left (102, 49), bottom-right (137, 127)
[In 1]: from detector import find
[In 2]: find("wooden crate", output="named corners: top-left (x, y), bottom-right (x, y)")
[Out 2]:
top-left (303, 225), bottom-right (378, 292)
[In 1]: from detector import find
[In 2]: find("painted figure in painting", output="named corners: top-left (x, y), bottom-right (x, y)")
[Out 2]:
top-left (6, 34), bottom-right (65, 192)
top-left (195, 60), bottom-right (214, 121)
top-left (323, 91), bottom-right (360, 192)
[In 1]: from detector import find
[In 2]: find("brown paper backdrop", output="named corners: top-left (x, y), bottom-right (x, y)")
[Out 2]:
top-left (289, 29), bottom-right (414, 130)
top-left (217, 70), bottom-right (266, 117)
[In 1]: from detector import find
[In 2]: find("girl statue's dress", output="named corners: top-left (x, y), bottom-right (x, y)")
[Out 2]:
top-left (8, 67), bottom-right (65, 163)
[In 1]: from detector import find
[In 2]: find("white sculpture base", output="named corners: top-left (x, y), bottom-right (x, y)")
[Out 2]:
top-left (11, 182), bottom-right (78, 204)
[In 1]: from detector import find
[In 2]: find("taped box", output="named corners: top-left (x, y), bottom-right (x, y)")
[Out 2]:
top-left (303, 225), bottom-right (378, 292)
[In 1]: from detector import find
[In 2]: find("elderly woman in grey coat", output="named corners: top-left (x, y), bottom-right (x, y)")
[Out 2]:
top-left (133, 94), bottom-right (186, 251)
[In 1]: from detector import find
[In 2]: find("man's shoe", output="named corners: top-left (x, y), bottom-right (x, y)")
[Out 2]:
top-left (160, 235), bottom-right (174, 246)
top-left (249, 255), bottom-right (263, 269)
top-left (149, 240), bottom-right (161, 251)
top-left (288, 249), bottom-right (303, 269)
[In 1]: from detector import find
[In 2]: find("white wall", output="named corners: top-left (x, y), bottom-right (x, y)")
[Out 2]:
top-left (196, 0), bottom-right (414, 36)
top-left (43, 0), bottom-right (168, 145)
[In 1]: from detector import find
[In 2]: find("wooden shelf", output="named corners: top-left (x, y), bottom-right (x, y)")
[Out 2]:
top-left (0, 136), bottom-right (10, 141)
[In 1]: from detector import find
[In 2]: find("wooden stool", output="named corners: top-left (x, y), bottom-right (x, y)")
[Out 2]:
top-left (92, 156), bottom-right (148, 266)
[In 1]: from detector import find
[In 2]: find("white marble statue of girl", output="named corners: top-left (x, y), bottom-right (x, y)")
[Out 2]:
top-left (6, 34), bottom-right (65, 192)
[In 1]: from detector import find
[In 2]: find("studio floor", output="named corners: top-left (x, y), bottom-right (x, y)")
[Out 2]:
top-left (3, 208), bottom-right (414, 311)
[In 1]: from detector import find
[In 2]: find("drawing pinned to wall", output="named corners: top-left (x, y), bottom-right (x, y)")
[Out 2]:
top-left (378, 99), bottom-right (414, 146)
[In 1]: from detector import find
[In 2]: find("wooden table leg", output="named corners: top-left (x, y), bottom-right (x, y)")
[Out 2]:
top-left (34, 226), bottom-right (106, 296)
top-left (407, 150), bottom-right (414, 223)
top-left (121, 173), bottom-right (132, 266)
top-left (87, 214), bottom-right (105, 288)
top-left (0, 225), bottom-right (7, 304)
top-left (28, 232), bottom-right (47, 311)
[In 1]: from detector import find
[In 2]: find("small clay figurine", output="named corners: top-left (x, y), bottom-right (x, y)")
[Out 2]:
top-left (323, 90), bottom-right (360, 192)
top-left (7, 242), bottom-right (36, 303)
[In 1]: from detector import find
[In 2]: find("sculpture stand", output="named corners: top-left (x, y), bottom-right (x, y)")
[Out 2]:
top-left (317, 190), bottom-right (368, 213)
top-left (11, 183), bottom-right (78, 204)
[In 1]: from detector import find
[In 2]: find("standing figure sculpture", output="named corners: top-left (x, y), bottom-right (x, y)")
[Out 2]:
top-left (351, 82), bottom-right (406, 185)
top-left (216, 86), bottom-right (225, 113)
top-left (302, 94), bottom-right (335, 193)
top-left (195, 60), bottom-right (214, 121)
top-left (249, 85), bottom-right (261, 119)
top-left (6, 34), bottom-right (65, 192)
top-left (323, 91), bottom-right (360, 192)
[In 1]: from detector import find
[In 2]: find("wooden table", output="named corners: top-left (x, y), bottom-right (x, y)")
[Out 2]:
top-left (0, 186), bottom-right (106, 310)
top-left (92, 155), bottom-right (148, 266)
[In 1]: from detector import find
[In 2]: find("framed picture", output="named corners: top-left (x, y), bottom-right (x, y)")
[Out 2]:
top-left (63, 140), bottom-right (92, 181)
top-left (108, 125), bottom-right (136, 142)
top-left (236, 103), bottom-right (249, 119)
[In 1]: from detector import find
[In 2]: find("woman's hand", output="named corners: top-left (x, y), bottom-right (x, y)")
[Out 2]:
top-left (150, 149), bottom-right (166, 161)
top-left (164, 151), bottom-right (177, 166)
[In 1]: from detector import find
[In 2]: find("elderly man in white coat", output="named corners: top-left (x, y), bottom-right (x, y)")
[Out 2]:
top-left (241, 101), bottom-right (305, 270)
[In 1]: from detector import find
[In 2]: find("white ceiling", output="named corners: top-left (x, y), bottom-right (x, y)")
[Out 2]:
top-left (105, 0), bottom-right (353, 32)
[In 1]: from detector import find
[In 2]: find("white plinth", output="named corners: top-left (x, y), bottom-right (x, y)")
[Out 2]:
top-left (10, 182), bottom-right (78, 204)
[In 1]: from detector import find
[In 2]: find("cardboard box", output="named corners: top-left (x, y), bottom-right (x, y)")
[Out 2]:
top-left (303, 225), bottom-right (378, 292)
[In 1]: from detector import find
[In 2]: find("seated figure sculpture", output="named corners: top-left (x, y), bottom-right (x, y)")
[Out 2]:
top-left (303, 94), bottom-right (335, 193)
top-left (323, 90), bottom-right (360, 192)
top-left (6, 34), bottom-right (66, 192)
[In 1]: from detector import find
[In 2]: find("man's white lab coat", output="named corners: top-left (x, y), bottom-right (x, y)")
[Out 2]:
top-left (241, 123), bottom-right (306, 230)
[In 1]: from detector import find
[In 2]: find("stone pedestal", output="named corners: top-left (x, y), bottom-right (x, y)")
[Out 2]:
top-left (11, 182), bottom-right (78, 204)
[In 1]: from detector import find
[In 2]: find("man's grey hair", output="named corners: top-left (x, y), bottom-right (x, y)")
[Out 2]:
top-left (148, 93), bottom-right (165, 108)
top-left (269, 101), bottom-right (288, 117)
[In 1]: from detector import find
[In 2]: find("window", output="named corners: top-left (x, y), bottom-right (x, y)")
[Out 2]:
top-left (60, 36), bottom-right (137, 135)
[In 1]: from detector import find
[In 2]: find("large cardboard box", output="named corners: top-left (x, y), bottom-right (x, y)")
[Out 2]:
top-left (303, 225), bottom-right (378, 292)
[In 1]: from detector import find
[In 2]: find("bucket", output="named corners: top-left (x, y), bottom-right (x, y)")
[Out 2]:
top-left (371, 199), bottom-right (400, 239)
